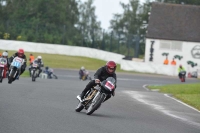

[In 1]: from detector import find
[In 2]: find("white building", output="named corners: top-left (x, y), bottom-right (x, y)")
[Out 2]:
top-left (145, 2), bottom-right (200, 76)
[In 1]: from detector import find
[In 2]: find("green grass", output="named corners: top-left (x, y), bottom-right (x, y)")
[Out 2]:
top-left (148, 84), bottom-right (200, 111)
top-left (21, 70), bottom-right (30, 77)
top-left (0, 49), bottom-right (141, 73)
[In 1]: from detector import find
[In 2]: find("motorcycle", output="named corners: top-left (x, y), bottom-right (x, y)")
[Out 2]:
top-left (179, 70), bottom-right (186, 82)
top-left (8, 57), bottom-right (24, 84)
top-left (75, 77), bottom-right (116, 115)
top-left (48, 68), bottom-right (58, 79)
top-left (0, 57), bottom-right (8, 83)
top-left (30, 61), bottom-right (40, 82)
top-left (43, 68), bottom-right (58, 79)
top-left (81, 70), bottom-right (92, 81)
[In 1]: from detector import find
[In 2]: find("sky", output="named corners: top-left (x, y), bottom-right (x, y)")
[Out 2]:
top-left (81, 0), bottom-right (147, 30)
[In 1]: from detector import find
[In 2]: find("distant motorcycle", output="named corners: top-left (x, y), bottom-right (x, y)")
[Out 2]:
top-left (43, 68), bottom-right (58, 79)
top-left (179, 71), bottom-right (186, 82)
top-left (0, 57), bottom-right (8, 83)
top-left (75, 77), bottom-right (116, 115)
top-left (30, 61), bottom-right (40, 82)
top-left (8, 57), bottom-right (24, 84)
top-left (81, 70), bottom-right (92, 81)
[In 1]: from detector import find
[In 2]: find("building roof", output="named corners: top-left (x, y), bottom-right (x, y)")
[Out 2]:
top-left (146, 2), bottom-right (200, 42)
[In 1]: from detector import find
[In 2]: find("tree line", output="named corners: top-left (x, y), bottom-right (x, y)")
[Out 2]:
top-left (0, 0), bottom-right (199, 57)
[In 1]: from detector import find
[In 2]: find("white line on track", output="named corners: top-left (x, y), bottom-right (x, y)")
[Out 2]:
top-left (143, 84), bottom-right (200, 113)
top-left (123, 90), bottom-right (200, 128)
top-left (164, 94), bottom-right (200, 113)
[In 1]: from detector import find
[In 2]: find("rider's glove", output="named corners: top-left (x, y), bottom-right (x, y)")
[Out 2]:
top-left (95, 79), bottom-right (100, 84)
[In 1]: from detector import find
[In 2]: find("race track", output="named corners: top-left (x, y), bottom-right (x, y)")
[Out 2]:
top-left (0, 69), bottom-right (200, 133)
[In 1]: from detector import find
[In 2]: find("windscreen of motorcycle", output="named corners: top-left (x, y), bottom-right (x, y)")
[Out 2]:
top-left (11, 57), bottom-right (23, 68)
top-left (0, 58), bottom-right (7, 67)
top-left (32, 61), bottom-right (38, 68)
top-left (102, 77), bottom-right (116, 92)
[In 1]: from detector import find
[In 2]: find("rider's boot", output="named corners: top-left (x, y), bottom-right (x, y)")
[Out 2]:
top-left (77, 92), bottom-right (85, 102)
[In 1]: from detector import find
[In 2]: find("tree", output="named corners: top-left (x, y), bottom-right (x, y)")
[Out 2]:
top-left (76, 0), bottom-right (101, 48)
top-left (0, 0), bottom-right (81, 44)
top-left (155, 0), bottom-right (200, 5)
top-left (109, 0), bottom-right (148, 56)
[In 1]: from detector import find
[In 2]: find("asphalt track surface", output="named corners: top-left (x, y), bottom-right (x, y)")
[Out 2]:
top-left (0, 69), bottom-right (200, 133)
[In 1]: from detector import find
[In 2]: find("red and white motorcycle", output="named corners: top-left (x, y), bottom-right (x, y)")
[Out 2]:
top-left (179, 71), bottom-right (186, 82)
top-left (0, 57), bottom-right (8, 83)
top-left (75, 77), bottom-right (116, 115)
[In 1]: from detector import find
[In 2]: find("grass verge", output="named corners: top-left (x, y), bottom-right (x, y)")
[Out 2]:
top-left (148, 83), bottom-right (200, 111)
top-left (0, 49), bottom-right (143, 74)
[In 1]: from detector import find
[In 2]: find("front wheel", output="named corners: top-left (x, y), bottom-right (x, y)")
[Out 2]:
top-left (75, 102), bottom-right (84, 112)
top-left (0, 69), bottom-right (3, 83)
top-left (8, 69), bottom-right (16, 84)
top-left (86, 93), bottom-right (106, 115)
top-left (32, 70), bottom-right (36, 81)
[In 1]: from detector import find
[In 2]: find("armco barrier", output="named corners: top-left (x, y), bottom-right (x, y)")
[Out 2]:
top-left (0, 39), bottom-right (124, 64)
top-left (1, 39), bottom-right (198, 76)
top-left (120, 59), bottom-right (176, 76)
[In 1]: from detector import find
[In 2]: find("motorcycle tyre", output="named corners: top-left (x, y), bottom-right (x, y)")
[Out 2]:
top-left (86, 94), bottom-right (105, 115)
top-left (32, 70), bottom-right (36, 82)
top-left (183, 77), bottom-right (186, 82)
top-left (8, 69), bottom-right (16, 84)
top-left (75, 102), bottom-right (84, 112)
top-left (0, 69), bottom-right (3, 83)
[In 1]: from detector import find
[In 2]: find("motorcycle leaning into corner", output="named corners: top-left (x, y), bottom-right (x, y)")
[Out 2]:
top-left (8, 57), bottom-right (24, 84)
top-left (179, 70), bottom-right (186, 82)
top-left (30, 61), bottom-right (40, 82)
top-left (0, 57), bottom-right (8, 83)
top-left (75, 77), bottom-right (116, 115)
top-left (43, 68), bottom-right (58, 79)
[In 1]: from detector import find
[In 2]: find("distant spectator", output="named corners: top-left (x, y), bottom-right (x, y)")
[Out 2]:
top-left (171, 58), bottom-right (176, 65)
top-left (163, 57), bottom-right (169, 65)
top-left (29, 53), bottom-right (35, 65)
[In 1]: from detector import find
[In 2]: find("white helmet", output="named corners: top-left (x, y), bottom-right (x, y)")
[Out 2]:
top-left (81, 66), bottom-right (85, 70)
top-left (2, 51), bottom-right (8, 57)
top-left (37, 56), bottom-right (42, 59)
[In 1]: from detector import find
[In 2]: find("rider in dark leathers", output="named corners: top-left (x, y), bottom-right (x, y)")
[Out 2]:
top-left (77, 61), bottom-right (117, 102)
